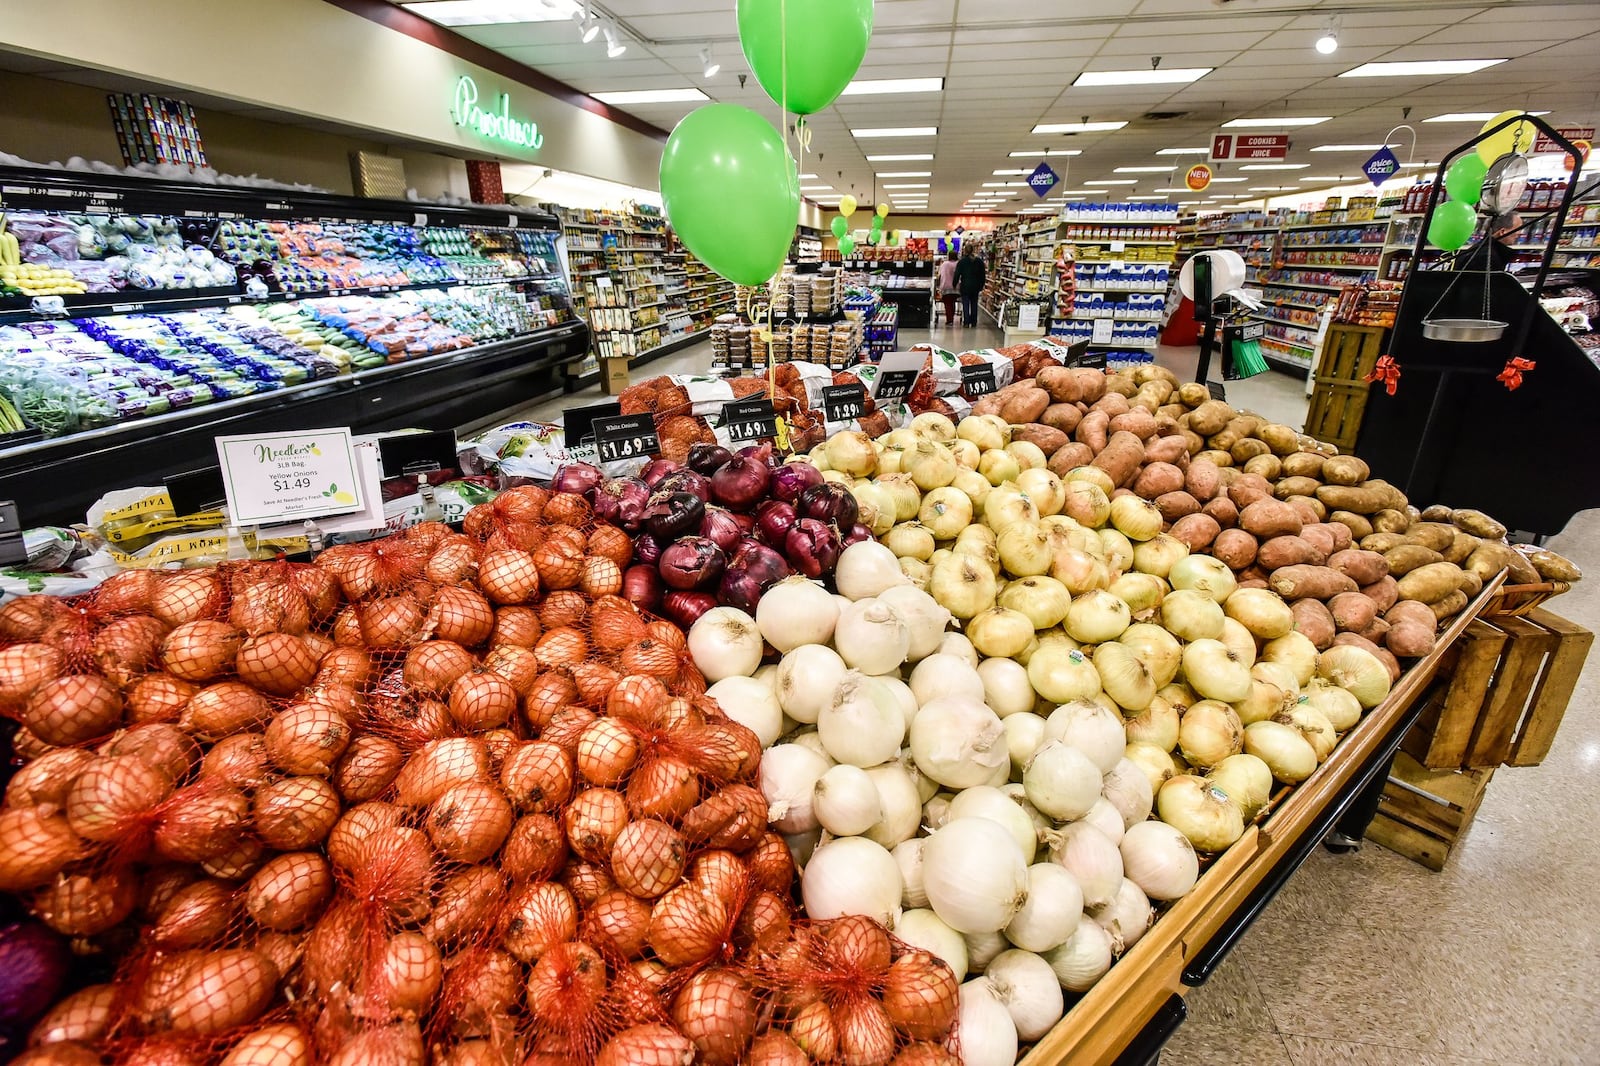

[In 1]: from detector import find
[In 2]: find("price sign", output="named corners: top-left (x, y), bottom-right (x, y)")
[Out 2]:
top-left (822, 382), bottom-right (867, 422)
top-left (1016, 304), bottom-right (1042, 331)
top-left (721, 397), bottom-right (780, 443)
top-left (961, 362), bottom-right (998, 396)
top-left (216, 428), bottom-right (364, 525)
top-left (563, 400), bottom-right (622, 461)
top-left (873, 350), bottom-right (925, 403)
top-left (592, 414), bottom-right (660, 463)
top-left (1240, 322), bottom-right (1266, 342)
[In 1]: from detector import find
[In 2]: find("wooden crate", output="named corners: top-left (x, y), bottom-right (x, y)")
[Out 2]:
top-left (1304, 323), bottom-right (1386, 450)
top-left (1401, 608), bottom-right (1591, 771)
top-left (1366, 751), bottom-right (1495, 870)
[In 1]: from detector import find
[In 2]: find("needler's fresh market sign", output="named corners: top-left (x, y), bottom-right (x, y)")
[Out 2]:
top-left (451, 75), bottom-right (545, 151)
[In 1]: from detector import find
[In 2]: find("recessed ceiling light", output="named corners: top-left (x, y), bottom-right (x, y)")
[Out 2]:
top-left (866, 153), bottom-right (934, 161)
top-left (1032, 121), bottom-right (1128, 134)
top-left (1008, 149), bottom-right (1082, 158)
top-left (1073, 67), bottom-right (1211, 87)
top-left (1156, 147), bottom-right (1210, 155)
top-left (1222, 116), bottom-right (1329, 128)
top-left (878, 171), bottom-right (932, 178)
top-left (1086, 179), bottom-right (1137, 185)
top-left (841, 77), bottom-right (943, 96)
top-left (852, 127), bottom-right (937, 138)
top-left (1310, 143), bottom-right (1398, 152)
top-left (1114, 166), bottom-right (1177, 173)
top-left (1425, 111), bottom-right (1549, 122)
top-left (1340, 59), bottom-right (1505, 78)
top-left (1239, 163), bottom-right (1310, 171)
top-left (592, 88), bottom-right (707, 104)
top-left (402, 0), bottom-right (580, 26)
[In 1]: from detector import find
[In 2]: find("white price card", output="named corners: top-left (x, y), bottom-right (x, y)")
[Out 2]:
top-left (1017, 303), bottom-right (1041, 331)
top-left (1110, 240), bottom-right (1126, 252)
top-left (216, 428), bottom-right (365, 525)
top-left (1092, 318), bottom-right (1114, 344)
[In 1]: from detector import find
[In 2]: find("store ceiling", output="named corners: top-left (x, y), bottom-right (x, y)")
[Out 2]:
top-left (412, 0), bottom-right (1600, 215)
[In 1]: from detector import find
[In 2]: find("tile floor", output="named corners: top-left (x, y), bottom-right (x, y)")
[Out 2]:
top-left (507, 325), bottom-right (1600, 1064)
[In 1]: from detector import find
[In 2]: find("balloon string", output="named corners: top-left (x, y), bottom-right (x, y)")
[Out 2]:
top-left (764, 0), bottom-right (787, 413)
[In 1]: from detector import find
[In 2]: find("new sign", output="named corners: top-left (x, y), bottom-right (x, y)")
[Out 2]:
top-left (1210, 133), bottom-right (1290, 162)
top-left (1028, 162), bottom-right (1060, 198)
top-left (452, 75), bottom-right (545, 151)
top-left (1362, 146), bottom-right (1401, 187)
top-left (1185, 164), bottom-right (1213, 192)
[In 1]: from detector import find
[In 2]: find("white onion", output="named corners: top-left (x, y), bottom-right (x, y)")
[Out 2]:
top-left (789, 729), bottom-right (833, 764)
top-left (786, 827), bottom-right (822, 869)
top-left (1043, 919), bottom-right (1113, 992)
top-left (1178, 699), bottom-right (1244, 769)
top-left (801, 835), bottom-right (902, 926)
top-left (955, 980), bottom-right (1019, 1066)
top-left (812, 764), bottom-right (883, 837)
top-left (1122, 695), bottom-right (1180, 752)
top-left (688, 606), bottom-right (763, 681)
top-left (877, 676), bottom-right (919, 731)
top-left (900, 748), bottom-right (939, 803)
top-left (967, 607), bottom-right (1036, 659)
top-left (978, 657), bottom-right (1035, 719)
top-left (983, 950), bottom-right (1064, 1042)
top-left (1119, 820), bottom-right (1198, 901)
top-left (1263, 631), bottom-right (1317, 686)
top-left (922, 818), bottom-right (1029, 933)
top-left (997, 575), bottom-right (1072, 630)
top-left (1091, 878), bottom-right (1155, 953)
top-left (705, 675), bottom-right (783, 746)
top-left (834, 598), bottom-right (912, 676)
top-left (760, 743), bottom-right (832, 834)
top-left (862, 761), bottom-right (923, 848)
top-left (1207, 752), bottom-right (1273, 820)
top-left (754, 578), bottom-right (840, 654)
top-left (948, 788), bottom-right (1039, 863)
top-left (1003, 713), bottom-right (1048, 777)
top-left (1124, 741), bottom-right (1178, 795)
top-left (776, 644), bottom-right (848, 724)
top-left (929, 552), bottom-right (998, 620)
top-left (909, 653), bottom-right (986, 707)
top-left (1027, 642), bottom-right (1102, 705)
top-left (1317, 645), bottom-right (1392, 708)
top-left (937, 631), bottom-right (980, 667)
top-left (1004, 863), bottom-right (1083, 953)
top-left (894, 908), bottom-right (968, 981)
top-left (1023, 740), bottom-right (1102, 822)
top-left (835, 540), bottom-right (910, 602)
top-left (909, 697), bottom-right (1007, 789)
top-left (964, 928), bottom-right (1010, 974)
top-left (1000, 783), bottom-right (1052, 840)
top-left (1161, 589), bottom-right (1225, 642)
top-left (1157, 774), bottom-right (1245, 852)
top-left (1302, 679), bottom-right (1362, 731)
top-left (1100, 758), bottom-right (1155, 830)
top-left (1082, 797), bottom-right (1127, 845)
top-left (1048, 821), bottom-right (1123, 908)
top-left (1244, 720), bottom-right (1319, 783)
top-left (1183, 639), bottom-right (1252, 703)
top-left (922, 792), bottom-right (955, 831)
top-left (1092, 641), bottom-right (1157, 713)
top-left (1169, 554), bottom-right (1237, 604)
top-left (1064, 590), bottom-right (1131, 644)
top-left (877, 584), bottom-right (952, 661)
top-left (1044, 700), bottom-right (1125, 773)
top-left (817, 672), bottom-right (906, 767)
top-left (892, 839), bottom-right (928, 908)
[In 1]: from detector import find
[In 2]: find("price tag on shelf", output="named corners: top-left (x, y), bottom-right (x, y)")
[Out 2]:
top-left (1016, 304), bottom-right (1042, 331)
top-left (872, 350), bottom-right (925, 403)
top-left (593, 414), bottom-right (660, 464)
top-left (562, 400), bottom-right (622, 462)
top-left (721, 397), bottom-right (779, 443)
top-left (1110, 240), bottom-right (1126, 252)
top-left (822, 383), bottom-right (867, 422)
top-left (960, 362), bottom-right (998, 396)
top-left (1092, 318), bottom-right (1114, 344)
top-left (215, 427), bottom-right (365, 525)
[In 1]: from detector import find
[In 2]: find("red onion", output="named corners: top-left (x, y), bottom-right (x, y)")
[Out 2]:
top-left (643, 491), bottom-right (706, 541)
top-left (553, 462), bottom-right (603, 495)
top-left (842, 523), bottom-right (876, 547)
top-left (635, 533), bottom-right (665, 565)
top-left (797, 483), bottom-right (859, 530)
top-left (663, 591), bottom-right (718, 629)
top-left (738, 442), bottom-right (776, 465)
top-left (657, 469), bottom-right (710, 502)
top-left (770, 461), bottom-right (824, 503)
top-left (593, 478), bottom-right (651, 531)
top-left (710, 455), bottom-right (772, 511)
top-left (0, 921), bottom-right (68, 1031)
top-left (720, 545), bottom-right (792, 612)
top-left (640, 459), bottom-right (682, 488)
top-left (700, 508), bottom-right (746, 553)
top-left (785, 519), bottom-right (841, 579)
top-left (622, 565), bottom-right (664, 611)
top-left (688, 443), bottom-right (735, 477)
top-left (756, 500), bottom-right (798, 547)
top-left (731, 512), bottom-right (756, 537)
top-left (659, 536), bottom-right (726, 590)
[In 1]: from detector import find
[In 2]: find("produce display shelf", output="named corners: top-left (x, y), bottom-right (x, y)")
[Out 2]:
top-left (1020, 578), bottom-right (1503, 1066)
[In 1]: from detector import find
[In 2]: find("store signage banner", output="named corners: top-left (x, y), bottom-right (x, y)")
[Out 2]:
top-left (1362, 147), bottom-right (1400, 187)
top-left (1533, 126), bottom-right (1596, 153)
top-left (1028, 162), bottom-right (1060, 197)
top-left (216, 428), bottom-right (364, 525)
top-left (1210, 133), bottom-right (1290, 162)
top-left (452, 75), bottom-right (545, 151)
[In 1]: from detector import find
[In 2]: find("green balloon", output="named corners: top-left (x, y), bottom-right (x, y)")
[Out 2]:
top-left (831, 215), bottom-right (849, 238)
top-left (737, 0), bottom-right (873, 116)
top-left (871, 216), bottom-right (883, 232)
top-left (839, 235), bottom-right (857, 256)
top-left (1444, 155), bottom-right (1488, 205)
top-left (660, 104), bottom-right (799, 286)
top-left (1428, 200), bottom-right (1478, 251)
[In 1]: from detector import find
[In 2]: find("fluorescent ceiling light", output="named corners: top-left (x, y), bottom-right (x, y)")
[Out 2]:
top-left (841, 77), bottom-right (943, 96)
top-left (1310, 143), bottom-right (1397, 152)
top-left (1222, 116), bottom-right (1329, 128)
top-left (1179, 200), bottom-right (1203, 205)
top-left (592, 88), bottom-right (707, 104)
top-left (1058, 189), bottom-right (1108, 195)
top-left (852, 126), bottom-right (937, 138)
top-left (981, 181), bottom-right (1028, 187)
top-left (993, 169), bottom-right (1033, 176)
top-left (1129, 195), bottom-right (1170, 200)
top-left (1156, 147), bottom-right (1210, 155)
top-left (1239, 163), bottom-right (1309, 171)
top-left (1032, 121), bottom-right (1127, 134)
top-left (878, 171), bottom-right (932, 178)
top-left (867, 153), bottom-right (934, 161)
top-left (1207, 177), bottom-right (1247, 183)
top-left (1425, 111), bottom-right (1548, 122)
top-left (1248, 186), bottom-right (1294, 191)
top-left (1299, 175), bottom-right (1348, 181)
top-left (1340, 59), bottom-right (1505, 78)
top-left (402, 0), bottom-right (579, 25)
top-left (1009, 149), bottom-right (1081, 158)
top-left (1153, 187), bottom-right (1191, 193)
top-left (798, 173), bottom-right (818, 179)
top-left (1086, 179), bottom-right (1137, 185)
top-left (1073, 67), bottom-right (1211, 86)
top-left (1114, 166), bottom-right (1176, 173)
top-left (883, 183), bottom-right (930, 189)
top-left (800, 186), bottom-right (834, 192)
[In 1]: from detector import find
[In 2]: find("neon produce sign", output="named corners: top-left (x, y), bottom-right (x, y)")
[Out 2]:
top-left (452, 75), bottom-right (544, 150)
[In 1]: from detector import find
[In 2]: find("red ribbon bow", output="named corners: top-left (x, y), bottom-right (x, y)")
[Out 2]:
top-left (1497, 357), bottom-right (1536, 391)
top-left (1366, 354), bottom-right (1401, 396)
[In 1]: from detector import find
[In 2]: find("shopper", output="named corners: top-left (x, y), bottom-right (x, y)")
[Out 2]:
top-left (1453, 210), bottom-right (1522, 272)
top-left (955, 247), bottom-right (986, 327)
top-left (937, 250), bottom-right (959, 327)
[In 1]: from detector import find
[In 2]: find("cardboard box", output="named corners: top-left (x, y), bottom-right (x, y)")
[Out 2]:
top-left (600, 356), bottom-right (631, 395)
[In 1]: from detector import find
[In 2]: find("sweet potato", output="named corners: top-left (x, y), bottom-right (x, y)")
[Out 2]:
top-left (1185, 459), bottom-right (1221, 502)
top-left (1074, 410), bottom-right (1110, 452)
top-left (1073, 369), bottom-right (1106, 404)
top-left (1442, 530), bottom-right (1480, 565)
top-left (1329, 592), bottom-right (1377, 632)
top-left (1257, 535), bottom-right (1321, 571)
top-left (1372, 508), bottom-right (1411, 534)
top-left (1402, 523), bottom-right (1456, 554)
top-left (1353, 614), bottom-right (1392, 645)
top-left (1451, 508), bottom-right (1506, 540)
top-left (1133, 462), bottom-right (1185, 499)
top-left (1228, 474), bottom-right (1274, 509)
top-left (1169, 513), bottom-right (1222, 551)
top-left (1048, 442), bottom-right (1096, 477)
top-left (1035, 366), bottom-right (1080, 404)
top-left (1041, 404), bottom-right (1085, 435)
top-left (1270, 565), bottom-right (1357, 601)
top-left (1291, 598), bottom-right (1336, 649)
top-left (1211, 528), bottom-right (1258, 570)
top-left (1284, 496), bottom-right (1325, 525)
top-left (1144, 435), bottom-right (1189, 465)
top-left (1091, 431), bottom-right (1146, 488)
top-left (1330, 510), bottom-right (1374, 541)
top-left (1329, 549), bottom-right (1387, 586)
top-left (1230, 438), bottom-right (1271, 463)
top-left (1429, 590), bottom-right (1469, 622)
top-left (1297, 525), bottom-right (1337, 562)
top-left (1525, 547), bottom-right (1582, 582)
top-left (1243, 454), bottom-right (1283, 480)
top-left (1012, 424), bottom-right (1068, 456)
top-left (1385, 620), bottom-right (1436, 658)
top-left (1000, 388), bottom-right (1050, 426)
top-left (1108, 409), bottom-right (1157, 440)
top-left (1238, 578), bottom-right (1270, 590)
top-left (1188, 400), bottom-right (1233, 437)
top-left (1281, 452), bottom-right (1326, 479)
top-left (1361, 576), bottom-right (1400, 614)
top-left (1332, 633), bottom-right (1401, 682)
top-left (1091, 392), bottom-right (1131, 418)
top-left (970, 395), bottom-right (1004, 418)
top-left (1155, 491), bottom-right (1201, 522)
top-left (1397, 562), bottom-right (1466, 604)
top-left (1320, 455), bottom-right (1370, 486)
top-left (1320, 522), bottom-right (1353, 553)
top-left (1240, 499), bottom-right (1304, 539)
top-left (1383, 544), bottom-right (1443, 576)
top-left (1203, 496), bottom-right (1239, 528)
top-left (1384, 600), bottom-right (1435, 630)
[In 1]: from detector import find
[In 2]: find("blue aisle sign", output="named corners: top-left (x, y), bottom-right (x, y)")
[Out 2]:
top-left (1362, 146), bottom-right (1400, 187)
top-left (1028, 162), bottom-right (1060, 197)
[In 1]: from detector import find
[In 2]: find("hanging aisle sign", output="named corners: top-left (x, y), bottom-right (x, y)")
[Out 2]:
top-left (452, 75), bottom-right (545, 151)
top-left (1185, 164), bottom-right (1213, 191)
top-left (1362, 146), bottom-right (1400, 187)
top-left (1210, 133), bottom-right (1289, 162)
top-left (1028, 162), bottom-right (1060, 198)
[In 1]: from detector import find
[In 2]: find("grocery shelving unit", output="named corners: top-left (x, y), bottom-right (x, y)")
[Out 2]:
top-left (980, 220), bottom-right (1020, 324)
top-left (837, 257), bottom-right (934, 330)
top-left (1049, 204), bottom-right (1179, 353)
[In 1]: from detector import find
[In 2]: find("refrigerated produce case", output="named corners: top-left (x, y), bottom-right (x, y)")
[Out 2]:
top-left (0, 166), bottom-right (589, 523)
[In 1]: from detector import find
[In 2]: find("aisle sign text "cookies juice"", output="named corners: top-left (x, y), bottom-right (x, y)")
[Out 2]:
top-left (452, 75), bottom-right (545, 151)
